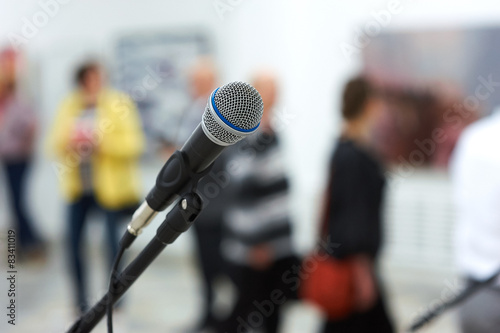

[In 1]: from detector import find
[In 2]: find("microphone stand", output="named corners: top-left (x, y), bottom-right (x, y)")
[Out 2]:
top-left (66, 192), bottom-right (203, 333)
top-left (66, 147), bottom-right (214, 333)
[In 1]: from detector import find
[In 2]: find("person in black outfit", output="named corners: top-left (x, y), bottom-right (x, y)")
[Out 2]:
top-left (322, 76), bottom-right (394, 333)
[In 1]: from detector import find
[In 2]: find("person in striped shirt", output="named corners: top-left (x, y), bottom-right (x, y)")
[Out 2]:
top-left (218, 71), bottom-right (299, 333)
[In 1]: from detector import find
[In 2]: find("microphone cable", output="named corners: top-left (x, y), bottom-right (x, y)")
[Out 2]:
top-left (106, 233), bottom-right (136, 333)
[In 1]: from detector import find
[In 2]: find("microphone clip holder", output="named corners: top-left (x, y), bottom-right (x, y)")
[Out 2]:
top-left (127, 149), bottom-right (213, 238)
top-left (146, 149), bottom-right (212, 212)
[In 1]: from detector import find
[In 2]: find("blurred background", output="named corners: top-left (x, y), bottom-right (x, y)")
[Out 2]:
top-left (1, 0), bottom-right (500, 332)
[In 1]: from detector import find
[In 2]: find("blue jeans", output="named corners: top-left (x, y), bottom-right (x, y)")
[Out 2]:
top-left (67, 194), bottom-right (124, 312)
top-left (3, 159), bottom-right (42, 250)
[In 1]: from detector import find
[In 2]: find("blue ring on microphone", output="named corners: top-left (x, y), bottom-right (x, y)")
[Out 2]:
top-left (211, 87), bottom-right (260, 133)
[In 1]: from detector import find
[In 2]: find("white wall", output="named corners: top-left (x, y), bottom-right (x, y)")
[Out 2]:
top-left (1, 0), bottom-right (500, 255)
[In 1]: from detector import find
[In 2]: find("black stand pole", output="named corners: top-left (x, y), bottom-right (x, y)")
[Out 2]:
top-left (66, 193), bottom-right (202, 333)
top-left (408, 268), bottom-right (500, 332)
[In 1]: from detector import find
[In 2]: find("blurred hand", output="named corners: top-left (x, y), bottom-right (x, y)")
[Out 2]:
top-left (352, 256), bottom-right (377, 312)
top-left (248, 244), bottom-right (274, 271)
top-left (0, 100), bottom-right (7, 129)
top-left (0, 112), bottom-right (5, 130)
top-left (69, 126), bottom-right (97, 160)
top-left (158, 144), bottom-right (176, 160)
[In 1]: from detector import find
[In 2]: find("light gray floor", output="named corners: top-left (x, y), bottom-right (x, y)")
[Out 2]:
top-left (0, 237), bottom-right (459, 333)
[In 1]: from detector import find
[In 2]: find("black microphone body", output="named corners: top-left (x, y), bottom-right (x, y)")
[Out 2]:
top-left (145, 124), bottom-right (225, 211)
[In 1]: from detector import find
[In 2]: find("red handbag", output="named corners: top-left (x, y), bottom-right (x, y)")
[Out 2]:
top-left (299, 174), bottom-right (356, 320)
top-left (299, 252), bottom-right (355, 319)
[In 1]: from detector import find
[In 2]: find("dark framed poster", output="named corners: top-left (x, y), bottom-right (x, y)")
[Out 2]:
top-left (113, 30), bottom-right (212, 157)
top-left (362, 26), bottom-right (500, 167)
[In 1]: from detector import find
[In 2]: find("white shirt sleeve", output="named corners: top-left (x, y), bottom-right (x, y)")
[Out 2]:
top-left (451, 112), bottom-right (500, 282)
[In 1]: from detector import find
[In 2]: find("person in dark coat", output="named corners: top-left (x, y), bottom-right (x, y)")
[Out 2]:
top-left (322, 76), bottom-right (394, 333)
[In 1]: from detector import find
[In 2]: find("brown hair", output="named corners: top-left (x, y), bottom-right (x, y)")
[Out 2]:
top-left (75, 62), bottom-right (100, 86)
top-left (341, 76), bottom-right (373, 120)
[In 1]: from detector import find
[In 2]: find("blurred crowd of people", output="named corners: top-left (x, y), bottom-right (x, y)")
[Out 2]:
top-left (1, 43), bottom-right (499, 333)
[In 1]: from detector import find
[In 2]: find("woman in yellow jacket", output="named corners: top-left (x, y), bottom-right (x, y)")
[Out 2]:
top-left (47, 62), bottom-right (144, 313)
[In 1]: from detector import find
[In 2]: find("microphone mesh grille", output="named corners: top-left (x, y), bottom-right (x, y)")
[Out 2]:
top-left (203, 81), bottom-right (264, 145)
top-left (213, 81), bottom-right (263, 130)
top-left (203, 106), bottom-right (243, 144)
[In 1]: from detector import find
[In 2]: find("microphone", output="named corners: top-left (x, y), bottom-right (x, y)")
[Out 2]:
top-left (126, 81), bottom-right (264, 237)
